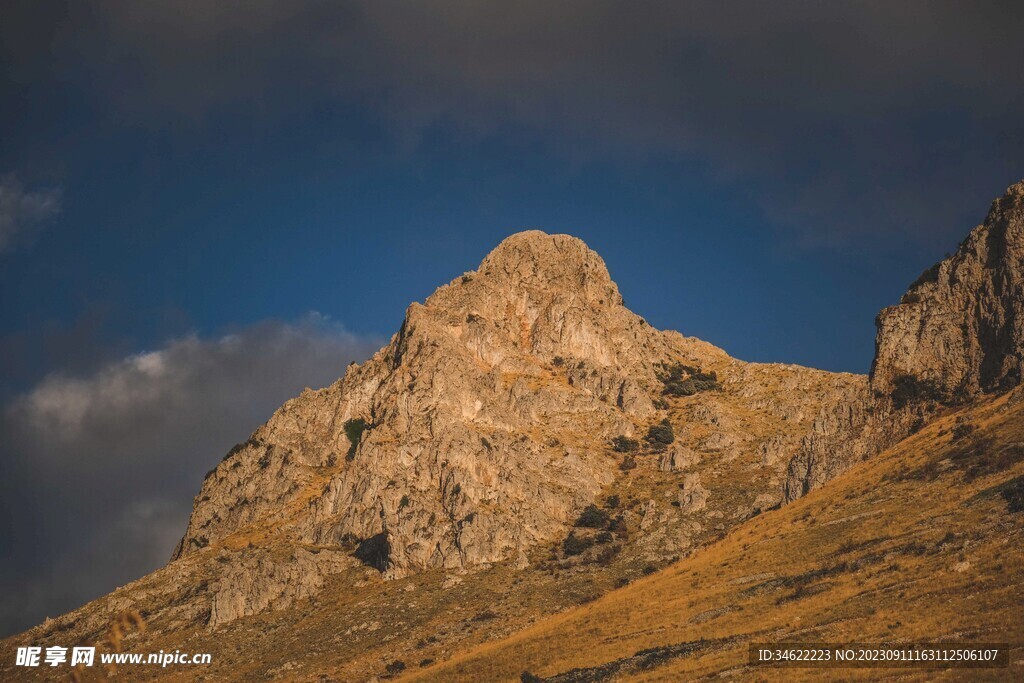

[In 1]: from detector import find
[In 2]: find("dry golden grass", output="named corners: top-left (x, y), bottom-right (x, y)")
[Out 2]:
top-left (405, 395), bottom-right (1024, 682)
top-left (6, 382), bottom-right (1019, 683)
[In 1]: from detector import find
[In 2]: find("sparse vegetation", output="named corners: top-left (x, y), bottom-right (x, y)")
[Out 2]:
top-left (605, 494), bottom-right (620, 509)
top-left (645, 418), bottom-right (675, 446)
top-left (553, 355), bottom-right (565, 367)
top-left (575, 504), bottom-right (610, 528)
top-left (385, 660), bottom-right (406, 675)
top-left (952, 421), bottom-right (976, 440)
top-left (619, 455), bottom-right (637, 471)
top-left (344, 418), bottom-right (370, 460)
top-left (472, 610), bottom-right (498, 622)
top-left (657, 362), bottom-right (720, 396)
top-left (563, 532), bottom-right (594, 556)
top-left (1001, 476), bottom-right (1024, 513)
top-left (611, 435), bottom-right (639, 452)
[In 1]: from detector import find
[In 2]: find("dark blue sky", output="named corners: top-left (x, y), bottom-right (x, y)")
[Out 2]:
top-left (1, 1), bottom-right (1022, 635)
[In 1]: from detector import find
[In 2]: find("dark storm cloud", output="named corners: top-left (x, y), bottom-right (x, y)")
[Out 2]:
top-left (0, 316), bottom-right (381, 635)
top-left (0, 174), bottom-right (61, 253)
top-left (14, 0), bottom-right (1020, 249)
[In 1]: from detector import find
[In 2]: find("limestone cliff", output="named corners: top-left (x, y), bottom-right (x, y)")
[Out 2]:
top-left (164, 231), bottom-right (856, 627)
top-left (785, 180), bottom-right (1024, 501)
top-left (174, 233), bottom-right (724, 608)
top-left (872, 180), bottom-right (1024, 401)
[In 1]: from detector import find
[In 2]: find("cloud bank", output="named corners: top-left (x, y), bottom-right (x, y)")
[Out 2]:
top-left (23, 0), bottom-right (1019, 249)
top-left (0, 315), bottom-right (381, 636)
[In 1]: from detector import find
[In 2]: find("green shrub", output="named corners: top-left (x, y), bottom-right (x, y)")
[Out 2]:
top-left (563, 532), bottom-right (593, 556)
top-left (575, 504), bottom-right (609, 528)
top-left (619, 455), bottom-right (637, 471)
top-left (399, 494), bottom-right (410, 510)
top-left (344, 418), bottom-right (370, 460)
top-left (645, 418), bottom-right (675, 446)
top-left (385, 660), bottom-right (406, 675)
top-left (657, 362), bottom-right (720, 396)
top-left (605, 494), bottom-right (620, 509)
top-left (521, 673), bottom-right (543, 683)
top-left (611, 435), bottom-right (639, 452)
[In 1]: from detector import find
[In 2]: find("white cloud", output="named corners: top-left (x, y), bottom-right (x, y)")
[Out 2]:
top-left (0, 315), bottom-right (381, 635)
top-left (0, 174), bottom-right (61, 253)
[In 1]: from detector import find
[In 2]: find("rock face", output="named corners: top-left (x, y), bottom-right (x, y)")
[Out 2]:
top-left (209, 548), bottom-right (350, 626)
top-left (176, 232), bottom-right (715, 582)
top-left (872, 181), bottom-right (1024, 402)
top-left (161, 230), bottom-right (866, 629)
top-left (785, 181), bottom-right (1024, 501)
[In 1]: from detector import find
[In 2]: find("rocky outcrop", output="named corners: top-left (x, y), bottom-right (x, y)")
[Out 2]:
top-left (209, 548), bottom-right (351, 626)
top-left (785, 180), bottom-right (1024, 501)
top-left (176, 232), bottom-right (721, 592)
top-left (677, 474), bottom-right (709, 513)
top-left (659, 444), bottom-right (699, 472)
top-left (872, 181), bottom-right (1024, 402)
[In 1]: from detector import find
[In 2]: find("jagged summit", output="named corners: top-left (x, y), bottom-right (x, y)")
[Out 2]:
top-left (419, 230), bottom-right (666, 370)
top-left (168, 229), bottom-right (706, 625)
top-left (786, 179), bottom-right (1024, 501)
top-left (872, 179), bottom-right (1024, 400)
top-left (166, 228), bottom-right (839, 626)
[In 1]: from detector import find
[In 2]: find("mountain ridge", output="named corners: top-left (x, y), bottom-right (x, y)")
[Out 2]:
top-left (3, 181), bottom-right (1023, 682)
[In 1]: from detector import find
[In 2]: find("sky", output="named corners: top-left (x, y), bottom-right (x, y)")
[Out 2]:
top-left (1, 1), bottom-right (1023, 636)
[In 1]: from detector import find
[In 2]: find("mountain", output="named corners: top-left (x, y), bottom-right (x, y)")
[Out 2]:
top-left (3, 183), bottom-right (1023, 682)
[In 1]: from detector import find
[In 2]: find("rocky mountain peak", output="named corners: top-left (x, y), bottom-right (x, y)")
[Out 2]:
top-left (472, 230), bottom-right (621, 305)
top-left (871, 180), bottom-right (1024, 402)
top-left (419, 230), bottom-right (661, 371)
top-left (169, 229), bottom-right (703, 625)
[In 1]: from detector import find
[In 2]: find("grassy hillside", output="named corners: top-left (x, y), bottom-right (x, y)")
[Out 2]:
top-left (407, 392), bottom-right (1024, 682)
